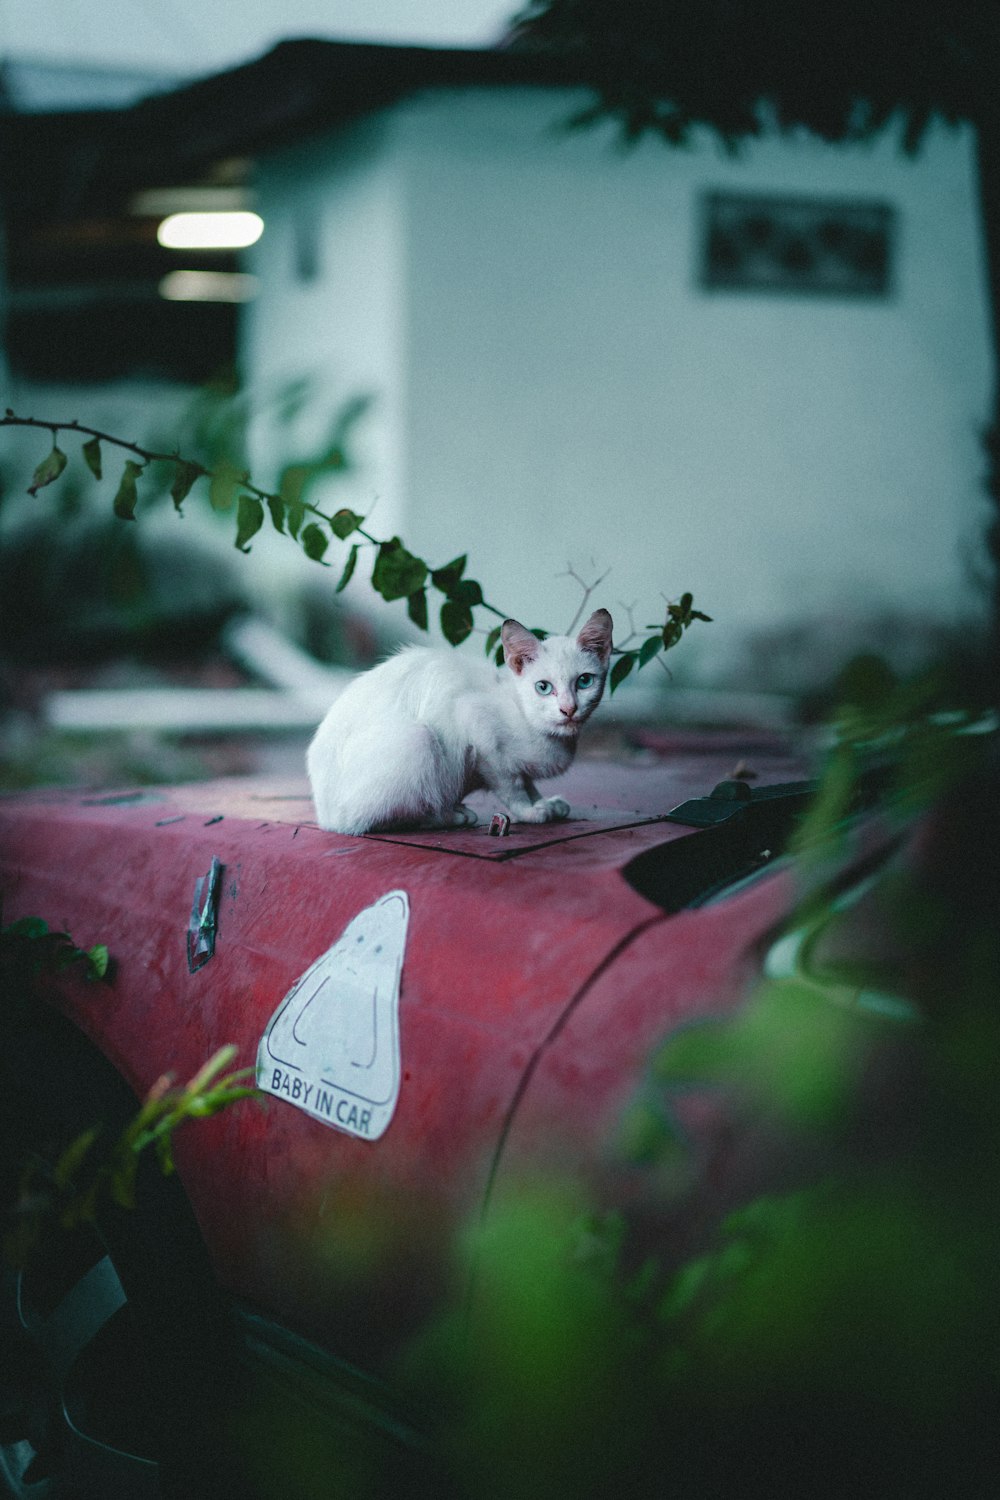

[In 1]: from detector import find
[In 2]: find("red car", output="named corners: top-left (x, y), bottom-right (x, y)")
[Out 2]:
top-left (1, 733), bottom-right (900, 1497)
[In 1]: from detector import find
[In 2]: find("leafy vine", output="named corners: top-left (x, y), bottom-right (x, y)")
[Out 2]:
top-left (1, 410), bottom-right (710, 689)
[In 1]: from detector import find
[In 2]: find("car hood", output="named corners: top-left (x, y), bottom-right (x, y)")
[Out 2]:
top-left (0, 735), bottom-right (811, 1363)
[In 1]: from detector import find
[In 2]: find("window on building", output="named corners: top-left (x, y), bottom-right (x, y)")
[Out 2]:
top-left (701, 192), bottom-right (894, 298)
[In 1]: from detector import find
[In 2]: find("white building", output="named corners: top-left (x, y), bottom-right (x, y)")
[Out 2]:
top-left (4, 42), bottom-right (994, 691)
top-left (239, 55), bottom-right (994, 687)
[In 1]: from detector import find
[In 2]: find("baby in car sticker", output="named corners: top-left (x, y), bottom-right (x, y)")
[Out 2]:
top-left (257, 890), bottom-right (409, 1140)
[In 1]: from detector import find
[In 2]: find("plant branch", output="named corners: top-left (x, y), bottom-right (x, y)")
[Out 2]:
top-left (2, 411), bottom-right (185, 467)
top-left (559, 563), bottom-right (612, 635)
top-left (614, 599), bottom-right (642, 651)
top-left (1, 409), bottom-right (708, 676)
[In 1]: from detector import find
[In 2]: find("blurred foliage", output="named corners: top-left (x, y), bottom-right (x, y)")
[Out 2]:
top-left (4, 1038), bottom-right (257, 1271)
top-left (793, 651), bottom-right (994, 842)
top-left (0, 514), bottom-right (246, 666)
top-left (398, 1172), bottom-right (995, 1497)
top-left (0, 911), bottom-right (107, 1024)
top-left (386, 656), bottom-right (998, 1498)
top-left (0, 730), bottom-right (255, 794)
top-left (510, 0), bottom-right (999, 152)
top-left (297, 577), bottom-right (398, 670)
top-left (0, 910), bottom-right (257, 1268)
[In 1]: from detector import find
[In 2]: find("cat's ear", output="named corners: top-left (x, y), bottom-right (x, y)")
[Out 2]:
top-left (501, 618), bottom-right (540, 675)
top-left (577, 608), bottom-right (613, 665)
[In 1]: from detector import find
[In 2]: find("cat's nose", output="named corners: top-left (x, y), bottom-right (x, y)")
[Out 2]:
top-left (559, 703), bottom-right (576, 718)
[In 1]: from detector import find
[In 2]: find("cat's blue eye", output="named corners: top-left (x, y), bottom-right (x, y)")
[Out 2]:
top-left (535, 680), bottom-right (553, 696)
top-left (577, 673), bottom-right (595, 689)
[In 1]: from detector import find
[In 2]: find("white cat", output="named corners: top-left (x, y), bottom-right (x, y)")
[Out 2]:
top-left (307, 609), bottom-right (613, 834)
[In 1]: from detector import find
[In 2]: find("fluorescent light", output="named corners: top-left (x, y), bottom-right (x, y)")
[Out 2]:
top-left (159, 270), bottom-right (260, 302)
top-left (132, 186), bottom-right (253, 216)
top-left (157, 211), bottom-right (264, 250)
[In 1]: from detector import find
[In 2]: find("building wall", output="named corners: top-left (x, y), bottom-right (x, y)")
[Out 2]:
top-left (243, 115), bottom-right (408, 545)
top-left (246, 87), bottom-right (995, 688)
top-left (399, 88), bottom-right (994, 685)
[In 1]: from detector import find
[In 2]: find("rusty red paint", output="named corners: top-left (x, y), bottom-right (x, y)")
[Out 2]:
top-left (0, 741), bottom-right (816, 1364)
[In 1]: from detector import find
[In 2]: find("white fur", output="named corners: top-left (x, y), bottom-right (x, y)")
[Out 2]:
top-left (307, 609), bottom-right (613, 834)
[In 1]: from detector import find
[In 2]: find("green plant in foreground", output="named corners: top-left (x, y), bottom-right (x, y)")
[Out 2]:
top-left (1, 910), bottom-right (257, 1263)
top-left (0, 910), bottom-right (108, 1021)
top-left (5, 1044), bottom-right (257, 1266)
top-left (391, 669), bottom-right (998, 1498)
top-left (1, 409), bottom-right (710, 686)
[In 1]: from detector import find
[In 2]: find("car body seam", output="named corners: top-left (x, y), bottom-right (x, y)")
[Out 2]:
top-left (478, 910), bottom-right (668, 1220)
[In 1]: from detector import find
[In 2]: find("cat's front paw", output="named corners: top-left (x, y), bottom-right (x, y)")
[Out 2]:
top-left (450, 804), bottom-right (478, 827)
top-left (523, 796), bottom-right (570, 823)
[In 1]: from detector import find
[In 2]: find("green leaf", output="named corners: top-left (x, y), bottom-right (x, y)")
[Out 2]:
top-left (54, 1126), bottom-right (100, 1190)
top-left (448, 578), bottom-right (483, 609)
top-left (266, 495), bottom-right (285, 534)
top-left (170, 460), bottom-right (202, 512)
top-left (274, 376), bottom-right (312, 424)
top-left (638, 635), bottom-right (662, 669)
top-left (372, 538), bottom-right (428, 602)
top-left (277, 406), bottom-right (358, 510)
top-left (429, 553), bottom-right (483, 614)
top-left (82, 436), bottom-right (102, 480)
top-left (679, 591), bottom-right (693, 616)
top-left (109, 1158), bottom-right (138, 1209)
top-left (616, 1098), bottom-right (676, 1165)
top-left (86, 944), bottom-right (109, 980)
top-left (431, 555), bottom-right (467, 593)
top-left (485, 624), bottom-right (503, 658)
top-left (234, 494), bottom-right (264, 553)
top-left (331, 508), bottom-right (363, 540)
top-left (609, 652), bottom-right (636, 694)
top-left (335, 543), bottom-right (359, 593)
top-left (440, 599), bottom-right (474, 646)
top-left (183, 1043), bottom-right (239, 1097)
top-left (113, 460), bottom-right (143, 520)
top-left (279, 462), bottom-right (310, 506)
top-left (662, 621), bottom-right (683, 650)
top-left (28, 445), bottom-right (68, 496)
top-left (5, 916), bottom-right (49, 940)
top-left (407, 588), bottom-right (429, 631)
top-left (329, 392), bottom-right (373, 446)
top-left (301, 523), bottom-right (329, 564)
top-left (286, 501), bottom-right (305, 540)
top-left (209, 463), bottom-right (242, 512)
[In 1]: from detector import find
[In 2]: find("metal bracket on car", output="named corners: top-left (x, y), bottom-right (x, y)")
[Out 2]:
top-left (664, 779), bottom-right (817, 828)
top-left (187, 856), bottom-right (223, 972)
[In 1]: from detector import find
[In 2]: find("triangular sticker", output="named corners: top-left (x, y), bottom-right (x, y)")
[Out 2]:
top-left (256, 890), bottom-right (409, 1140)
